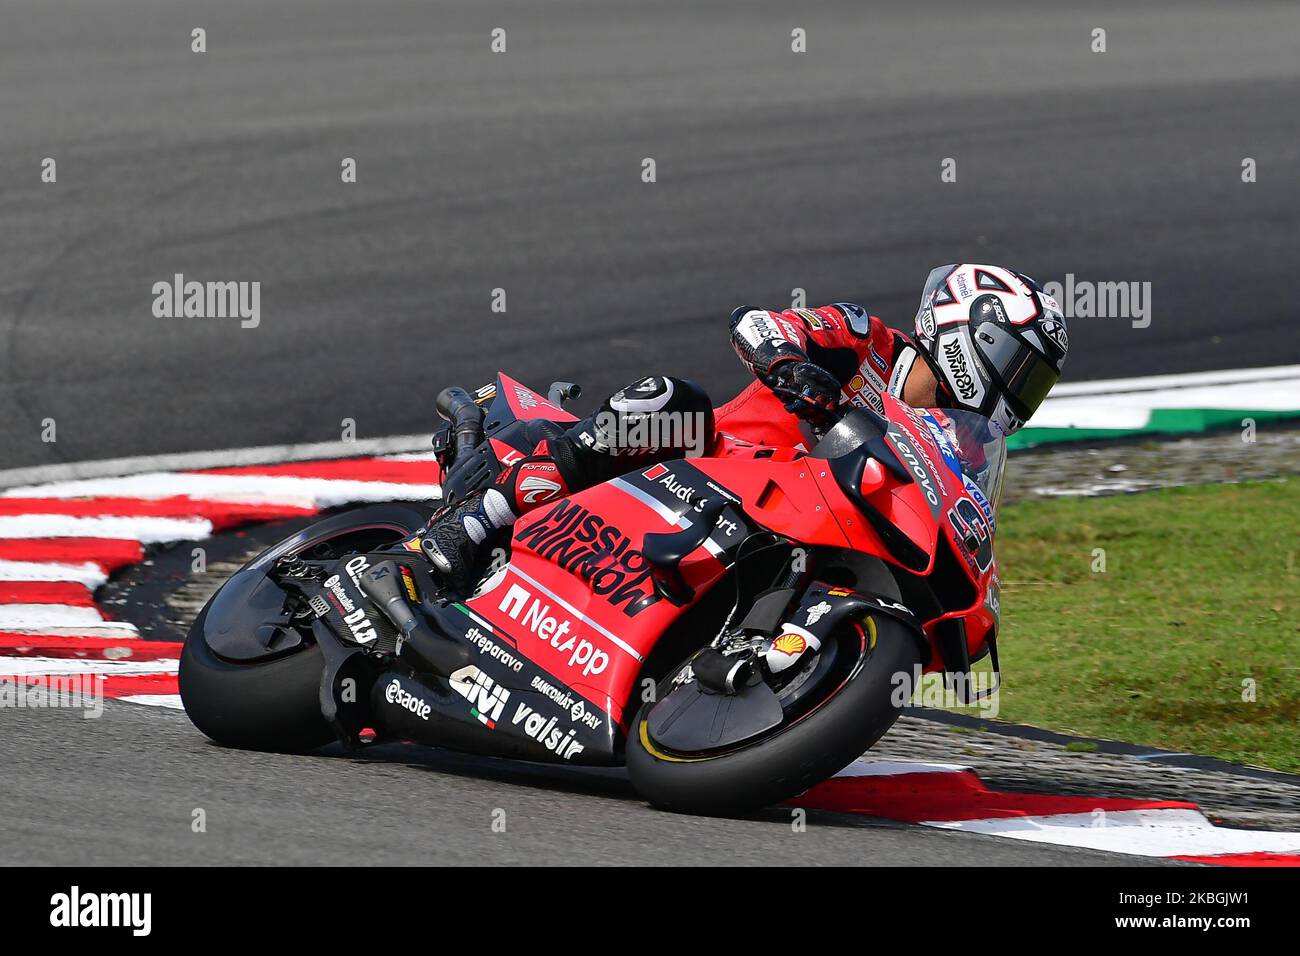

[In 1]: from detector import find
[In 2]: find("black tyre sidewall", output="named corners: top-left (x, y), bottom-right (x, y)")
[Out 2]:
top-left (625, 615), bottom-right (922, 815)
top-left (177, 502), bottom-right (435, 752)
top-left (179, 602), bottom-right (334, 752)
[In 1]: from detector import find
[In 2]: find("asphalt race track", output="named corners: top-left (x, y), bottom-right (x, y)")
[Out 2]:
top-left (2, 703), bottom-right (1173, 866)
top-left (2, 0), bottom-right (1298, 866)
top-left (3, 0), bottom-right (1299, 470)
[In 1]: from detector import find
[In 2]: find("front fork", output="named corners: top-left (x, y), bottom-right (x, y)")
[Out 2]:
top-left (692, 542), bottom-right (817, 695)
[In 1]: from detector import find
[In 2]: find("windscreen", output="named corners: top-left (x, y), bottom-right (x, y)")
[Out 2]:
top-left (920, 407), bottom-right (1007, 528)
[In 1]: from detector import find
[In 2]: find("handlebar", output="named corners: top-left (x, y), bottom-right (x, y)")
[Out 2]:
top-left (435, 386), bottom-right (486, 460)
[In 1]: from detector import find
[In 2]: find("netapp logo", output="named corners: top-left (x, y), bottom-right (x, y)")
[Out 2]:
top-left (50, 886), bottom-right (151, 936)
top-left (498, 583), bottom-right (609, 676)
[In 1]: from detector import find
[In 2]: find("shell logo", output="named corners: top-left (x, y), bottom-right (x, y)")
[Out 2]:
top-left (772, 632), bottom-right (807, 656)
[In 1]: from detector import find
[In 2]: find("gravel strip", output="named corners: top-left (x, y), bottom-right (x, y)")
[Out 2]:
top-left (1005, 423), bottom-right (1300, 504)
top-left (874, 715), bottom-right (1300, 830)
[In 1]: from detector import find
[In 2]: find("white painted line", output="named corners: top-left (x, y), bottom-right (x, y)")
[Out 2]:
top-left (0, 623), bottom-right (140, 637)
top-left (926, 807), bottom-right (1300, 857)
top-left (0, 434), bottom-right (434, 490)
top-left (1, 473), bottom-right (441, 507)
top-left (0, 656), bottom-right (177, 676)
top-left (0, 366), bottom-right (1290, 491)
top-left (380, 451), bottom-right (442, 462)
top-left (0, 560), bottom-right (108, 588)
top-left (0, 514), bottom-right (211, 543)
top-left (117, 693), bottom-right (183, 709)
top-left (1032, 378), bottom-right (1300, 429)
top-left (1031, 365), bottom-right (1300, 431)
top-left (0, 605), bottom-right (105, 628)
top-left (833, 759), bottom-right (972, 777)
top-left (1050, 364), bottom-right (1300, 397)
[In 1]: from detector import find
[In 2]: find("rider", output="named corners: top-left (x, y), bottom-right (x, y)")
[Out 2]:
top-left (422, 263), bottom-right (1069, 588)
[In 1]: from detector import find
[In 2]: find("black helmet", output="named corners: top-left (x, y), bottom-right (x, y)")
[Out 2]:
top-left (913, 263), bottom-right (1069, 435)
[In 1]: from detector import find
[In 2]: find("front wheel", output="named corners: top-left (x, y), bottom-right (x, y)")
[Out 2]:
top-left (625, 613), bottom-right (922, 815)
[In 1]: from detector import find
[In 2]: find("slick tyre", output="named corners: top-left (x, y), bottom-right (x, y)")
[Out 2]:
top-left (179, 603), bottom-right (333, 752)
top-left (178, 503), bottom-right (434, 753)
top-left (626, 613), bottom-right (923, 816)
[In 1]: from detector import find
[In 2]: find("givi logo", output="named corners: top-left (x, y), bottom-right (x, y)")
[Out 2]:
top-left (498, 584), bottom-right (610, 676)
top-left (449, 665), bottom-right (511, 728)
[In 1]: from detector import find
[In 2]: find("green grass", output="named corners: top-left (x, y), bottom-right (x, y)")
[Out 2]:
top-left (967, 477), bottom-right (1300, 773)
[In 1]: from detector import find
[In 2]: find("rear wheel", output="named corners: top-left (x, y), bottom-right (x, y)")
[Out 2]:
top-left (178, 503), bottom-right (434, 752)
top-left (625, 612), bottom-right (922, 815)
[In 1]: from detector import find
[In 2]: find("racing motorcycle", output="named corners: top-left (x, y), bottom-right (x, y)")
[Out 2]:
top-left (179, 373), bottom-right (1005, 815)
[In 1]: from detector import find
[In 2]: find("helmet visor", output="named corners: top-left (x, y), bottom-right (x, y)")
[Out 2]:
top-left (972, 323), bottom-right (1059, 420)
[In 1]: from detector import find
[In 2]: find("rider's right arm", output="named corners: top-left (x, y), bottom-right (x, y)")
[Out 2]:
top-left (730, 304), bottom-right (893, 387)
top-left (728, 306), bottom-right (811, 385)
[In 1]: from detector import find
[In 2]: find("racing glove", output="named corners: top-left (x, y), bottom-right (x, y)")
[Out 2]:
top-left (770, 360), bottom-right (841, 423)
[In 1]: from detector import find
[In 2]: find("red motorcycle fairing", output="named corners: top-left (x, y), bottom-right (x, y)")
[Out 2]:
top-left (881, 396), bottom-right (1002, 668)
top-left (435, 375), bottom-right (1004, 759)
top-left (495, 372), bottom-right (577, 424)
top-left (463, 458), bottom-right (760, 734)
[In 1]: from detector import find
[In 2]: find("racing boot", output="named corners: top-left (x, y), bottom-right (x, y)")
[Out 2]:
top-left (422, 375), bottom-right (714, 590)
top-left (420, 447), bottom-right (573, 591)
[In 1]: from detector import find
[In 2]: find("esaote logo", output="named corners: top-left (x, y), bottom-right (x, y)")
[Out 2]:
top-left (384, 678), bottom-right (432, 720)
